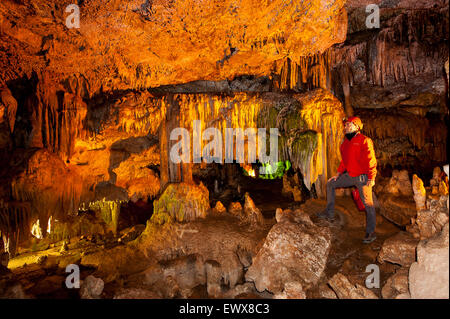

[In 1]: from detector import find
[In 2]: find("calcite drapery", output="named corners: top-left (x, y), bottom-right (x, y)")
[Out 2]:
top-left (157, 89), bottom-right (344, 192)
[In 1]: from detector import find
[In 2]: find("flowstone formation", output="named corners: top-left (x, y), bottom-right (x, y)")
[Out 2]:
top-left (151, 182), bottom-right (210, 224)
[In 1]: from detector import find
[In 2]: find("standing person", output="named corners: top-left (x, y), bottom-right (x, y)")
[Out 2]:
top-left (316, 116), bottom-right (378, 244)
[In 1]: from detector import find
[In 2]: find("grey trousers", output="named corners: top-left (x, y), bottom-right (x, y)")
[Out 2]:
top-left (325, 172), bottom-right (376, 234)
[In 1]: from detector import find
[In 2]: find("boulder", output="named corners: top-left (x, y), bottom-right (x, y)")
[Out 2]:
top-left (80, 275), bottom-right (105, 299)
top-left (328, 272), bottom-right (378, 299)
top-left (415, 195), bottom-right (449, 239)
top-left (381, 268), bottom-right (409, 299)
top-left (377, 232), bottom-right (419, 267)
top-left (377, 194), bottom-right (417, 227)
top-left (409, 223), bottom-right (449, 299)
top-left (386, 170), bottom-right (413, 196)
top-left (273, 282), bottom-right (306, 299)
top-left (317, 283), bottom-right (338, 299)
top-left (245, 209), bottom-right (331, 294)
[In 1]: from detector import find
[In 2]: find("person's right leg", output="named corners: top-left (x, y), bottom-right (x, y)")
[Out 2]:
top-left (317, 172), bottom-right (355, 219)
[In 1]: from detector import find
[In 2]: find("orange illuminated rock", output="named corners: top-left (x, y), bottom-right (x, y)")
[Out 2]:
top-left (246, 210), bottom-right (331, 294)
top-left (0, 0), bottom-right (347, 91)
top-left (412, 175), bottom-right (426, 211)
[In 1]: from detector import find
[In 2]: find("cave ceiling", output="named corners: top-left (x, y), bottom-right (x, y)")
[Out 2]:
top-left (0, 0), bottom-right (348, 94)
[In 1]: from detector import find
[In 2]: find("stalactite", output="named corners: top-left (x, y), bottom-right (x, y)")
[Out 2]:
top-left (25, 74), bottom-right (89, 161)
top-left (0, 200), bottom-right (32, 253)
top-left (360, 110), bottom-right (428, 150)
top-left (151, 182), bottom-right (210, 224)
top-left (88, 199), bottom-right (124, 235)
top-left (276, 50), bottom-right (334, 92)
top-left (286, 130), bottom-right (323, 191)
top-left (6, 149), bottom-right (86, 244)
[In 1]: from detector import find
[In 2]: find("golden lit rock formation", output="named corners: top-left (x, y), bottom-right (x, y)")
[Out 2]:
top-left (0, 0), bottom-right (347, 92)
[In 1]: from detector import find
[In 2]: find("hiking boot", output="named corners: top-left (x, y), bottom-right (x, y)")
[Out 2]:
top-left (316, 210), bottom-right (334, 221)
top-left (363, 232), bottom-right (377, 244)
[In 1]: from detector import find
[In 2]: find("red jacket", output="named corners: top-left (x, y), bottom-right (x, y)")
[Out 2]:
top-left (337, 133), bottom-right (377, 181)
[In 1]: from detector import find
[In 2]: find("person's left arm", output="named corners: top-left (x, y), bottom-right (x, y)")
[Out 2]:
top-left (361, 137), bottom-right (377, 187)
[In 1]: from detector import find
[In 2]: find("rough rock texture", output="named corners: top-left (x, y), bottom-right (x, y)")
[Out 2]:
top-left (381, 268), bottom-right (410, 299)
top-left (412, 174), bottom-right (427, 211)
top-left (385, 170), bottom-right (412, 196)
top-left (428, 167), bottom-right (449, 195)
top-left (245, 209), bottom-right (331, 294)
top-left (205, 259), bottom-right (222, 298)
top-left (118, 224), bottom-right (146, 244)
top-left (222, 282), bottom-right (257, 299)
top-left (151, 182), bottom-right (210, 224)
top-left (80, 275), bottom-right (104, 299)
top-left (136, 214), bottom-right (270, 297)
top-left (0, 0), bottom-right (347, 90)
top-left (430, 167), bottom-right (443, 188)
top-left (0, 279), bottom-right (27, 299)
top-left (376, 194), bottom-right (417, 227)
top-left (328, 272), bottom-right (378, 299)
top-left (113, 288), bottom-right (160, 299)
top-left (282, 174), bottom-right (303, 202)
top-left (228, 202), bottom-right (243, 217)
top-left (157, 254), bottom-right (206, 298)
top-left (317, 283), bottom-right (338, 299)
top-left (377, 232), bottom-right (419, 267)
top-left (242, 193), bottom-right (264, 228)
top-left (0, 87), bottom-right (17, 153)
top-left (409, 223), bottom-right (449, 299)
top-left (212, 201), bottom-right (226, 215)
top-left (0, 251), bottom-right (8, 269)
top-left (273, 281), bottom-right (306, 299)
top-left (413, 195), bottom-right (449, 240)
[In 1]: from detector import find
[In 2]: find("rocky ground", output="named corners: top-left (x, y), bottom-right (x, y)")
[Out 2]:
top-left (1, 167), bottom-right (447, 299)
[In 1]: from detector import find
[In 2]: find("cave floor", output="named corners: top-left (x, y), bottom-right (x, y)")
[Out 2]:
top-left (4, 193), bottom-right (401, 299)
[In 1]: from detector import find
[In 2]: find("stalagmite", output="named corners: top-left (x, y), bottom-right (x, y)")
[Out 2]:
top-left (412, 175), bottom-right (427, 211)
